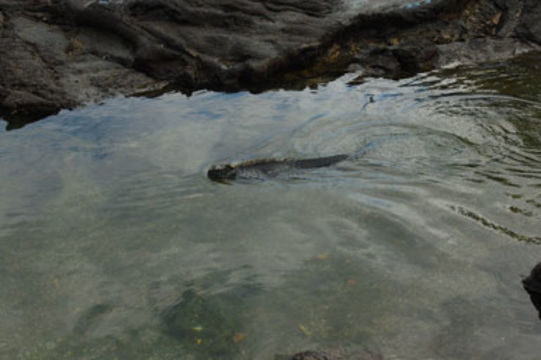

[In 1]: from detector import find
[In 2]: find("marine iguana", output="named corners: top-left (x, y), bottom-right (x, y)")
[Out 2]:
top-left (207, 154), bottom-right (349, 182)
top-left (208, 142), bottom-right (374, 183)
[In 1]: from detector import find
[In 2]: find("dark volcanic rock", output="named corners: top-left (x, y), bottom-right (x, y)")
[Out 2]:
top-left (291, 350), bottom-right (332, 360)
top-left (516, 0), bottom-right (541, 44)
top-left (1, 0), bottom-right (541, 129)
top-left (288, 347), bottom-right (383, 360)
top-left (523, 261), bottom-right (541, 320)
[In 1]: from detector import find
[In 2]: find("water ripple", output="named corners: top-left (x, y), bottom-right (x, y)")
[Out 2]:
top-left (2, 55), bottom-right (541, 359)
top-left (450, 205), bottom-right (541, 245)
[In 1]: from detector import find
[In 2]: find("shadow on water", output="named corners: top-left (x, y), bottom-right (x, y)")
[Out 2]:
top-left (0, 110), bottom-right (58, 131)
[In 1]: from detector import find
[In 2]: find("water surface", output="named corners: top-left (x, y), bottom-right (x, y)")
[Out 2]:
top-left (1, 55), bottom-right (541, 359)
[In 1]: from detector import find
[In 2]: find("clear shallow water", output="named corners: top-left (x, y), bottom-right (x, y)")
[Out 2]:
top-left (1, 56), bottom-right (541, 359)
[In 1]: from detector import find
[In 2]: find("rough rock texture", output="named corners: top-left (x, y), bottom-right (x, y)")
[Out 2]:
top-left (1, 0), bottom-right (541, 129)
top-left (516, 0), bottom-right (541, 44)
top-left (523, 261), bottom-right (541, 320)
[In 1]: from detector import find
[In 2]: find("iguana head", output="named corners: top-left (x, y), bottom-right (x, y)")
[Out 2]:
top-left (207, 164), bottom-right (237, 182)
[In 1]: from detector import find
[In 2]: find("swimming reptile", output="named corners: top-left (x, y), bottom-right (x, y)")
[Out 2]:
top-left (207, 154), bottom-right (350, 182)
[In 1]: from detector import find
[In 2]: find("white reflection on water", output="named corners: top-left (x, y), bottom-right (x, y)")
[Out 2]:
top-left (1, 67), bottom-right (541, 359)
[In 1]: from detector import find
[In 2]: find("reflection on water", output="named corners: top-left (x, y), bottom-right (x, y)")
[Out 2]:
top-left (1, 54), bottom-right (541, 359)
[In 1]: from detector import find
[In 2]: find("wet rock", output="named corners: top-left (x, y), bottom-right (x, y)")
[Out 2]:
top-left (352, 47), bottom-right (402, 80)
top-left (392, 40), bottom-right (438, 75)
top-left (523, 261), bottom-right (541, 320)
top-left (352, 39), bottom-right (438, 81)
top-left (0, 3), bottom-right (166, 127)
top-left (461, 0), bottom-right (504, 36)
top-left (516, 0), bottom-right (541, 44)
top-left (2, 0), bottom-right (541, 129)
top-left (0, 0), bottom-right (348, 128)
top-left (436, 37), bottom-right (535, 67)
top-left (0, 14), bottom-right (76, 122)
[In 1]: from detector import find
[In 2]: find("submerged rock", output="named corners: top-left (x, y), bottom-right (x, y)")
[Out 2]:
top-left (2, 0), bottom-right (541, 129)
top-left (287, 347), bottom-right (383, 360)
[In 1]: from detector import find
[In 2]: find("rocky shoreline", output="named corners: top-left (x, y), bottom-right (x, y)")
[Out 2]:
top-left (1, 0), bottom-right (541, 129)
